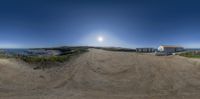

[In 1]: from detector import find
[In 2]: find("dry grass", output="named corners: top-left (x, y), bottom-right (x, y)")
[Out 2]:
top-left (0, 49), bottom-right (200, 99)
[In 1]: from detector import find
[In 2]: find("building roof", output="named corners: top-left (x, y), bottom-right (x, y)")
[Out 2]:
top-left (160, 45), bottom-right (183, 48)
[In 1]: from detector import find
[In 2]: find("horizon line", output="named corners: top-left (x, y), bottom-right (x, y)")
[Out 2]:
top-left (0, 45), bottom-right (200, 49)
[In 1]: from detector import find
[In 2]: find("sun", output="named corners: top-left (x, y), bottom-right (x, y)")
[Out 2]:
top-left (97, 36), bottom-right (104, 42)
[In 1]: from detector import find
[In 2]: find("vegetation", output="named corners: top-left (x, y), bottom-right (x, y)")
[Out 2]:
top-left (0, 51), bottom-right (9, 58)
top-left (179, 51), bottom-right (200, 58)
top-left (21, 47), bottom-right (88, 63)
top-left (0, 47), bottom-right (88, 69)
top-left (20, 55), bottom-right (69, 63)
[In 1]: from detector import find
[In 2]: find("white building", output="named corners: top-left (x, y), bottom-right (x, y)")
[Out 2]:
top-left (158, 45), bottom-right (184, 54)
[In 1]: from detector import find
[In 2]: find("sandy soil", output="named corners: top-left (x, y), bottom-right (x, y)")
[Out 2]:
top-left (1, 49), bottom-right (200, 99)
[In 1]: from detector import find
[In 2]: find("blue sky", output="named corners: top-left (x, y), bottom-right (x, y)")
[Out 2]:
top-left (0, 0), bottom-right (200, 48)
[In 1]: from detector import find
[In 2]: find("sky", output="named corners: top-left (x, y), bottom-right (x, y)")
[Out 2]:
top-left (0, 0), bottom-right (200, 48)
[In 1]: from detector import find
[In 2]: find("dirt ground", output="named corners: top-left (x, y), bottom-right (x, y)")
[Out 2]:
top-left (1, 49), bottom-right (200, 99)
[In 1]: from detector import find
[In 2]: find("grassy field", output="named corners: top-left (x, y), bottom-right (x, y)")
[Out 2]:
top-left (179, 51), bottom-right (200, 58)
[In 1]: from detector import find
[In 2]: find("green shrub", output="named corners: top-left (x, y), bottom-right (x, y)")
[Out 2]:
top-left (180, 51), bottom-right (200, 58)
top-left (20, 55), bottom-right (70, 63)
top-left (0, 48), bottom-right (89, 69)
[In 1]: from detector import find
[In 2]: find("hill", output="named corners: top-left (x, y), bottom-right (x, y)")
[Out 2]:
top-left (0, 49), bottom-right (200, 99)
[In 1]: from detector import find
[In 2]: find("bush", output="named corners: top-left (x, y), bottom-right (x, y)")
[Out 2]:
top-left (180, 51), bottom-right (200, 58)
top-left (0, 47), bottom-right (89, 69)
top-left (20, 55), bottom-right (71, 63)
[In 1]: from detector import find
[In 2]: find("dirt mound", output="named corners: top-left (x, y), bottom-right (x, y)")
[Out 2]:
top-left (1, 49), bottom-right (200, 99)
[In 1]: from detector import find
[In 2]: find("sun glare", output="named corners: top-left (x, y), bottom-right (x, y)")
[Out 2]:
top-left (97, 36), bottom-right (104, 42)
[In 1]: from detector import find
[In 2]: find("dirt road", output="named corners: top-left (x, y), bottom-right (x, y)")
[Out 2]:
top-left (1, 49), bottom-right (200, 99)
